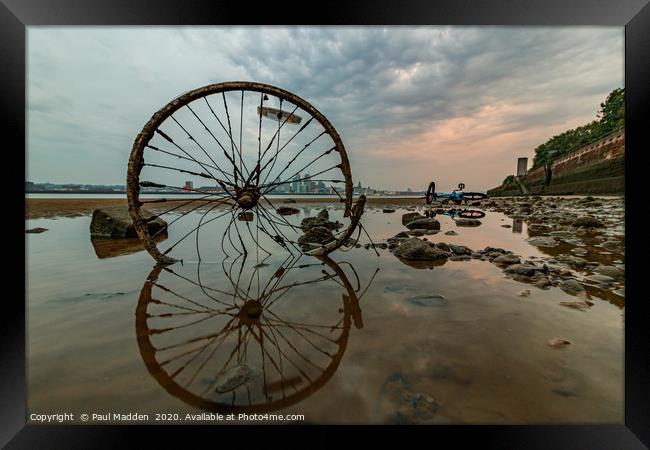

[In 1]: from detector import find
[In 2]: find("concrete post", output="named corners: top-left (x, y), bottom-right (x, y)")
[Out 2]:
top-left (517, 157), bottom-right (528, 177)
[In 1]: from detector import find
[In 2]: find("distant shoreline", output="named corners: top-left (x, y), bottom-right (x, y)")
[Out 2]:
top-left (26, 190), bottom-right (357, 196)
top-left (25, 196), bottom-right (425, 220)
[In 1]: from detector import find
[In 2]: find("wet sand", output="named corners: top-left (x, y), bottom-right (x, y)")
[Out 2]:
top-left (26, 196), bottom-right (624, 424)
top-left (26, 197), bottom-right (423, 220)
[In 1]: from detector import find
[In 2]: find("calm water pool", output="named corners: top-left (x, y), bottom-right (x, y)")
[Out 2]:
top-left (26, 204), bottom-right (623, 424)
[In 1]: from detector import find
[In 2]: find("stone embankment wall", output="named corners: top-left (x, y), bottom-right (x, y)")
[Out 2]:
top-left (488, 129), bottom-right (624, 196)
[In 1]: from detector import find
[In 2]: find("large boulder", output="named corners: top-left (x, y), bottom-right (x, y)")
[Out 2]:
top-left (402, 212), bottom-right (424, 225)
top-left (394, 237), bottom-right (449, 261)
top-left (405, 218), bottom-right (440, 230)
top-left (90, 206), bottom-right (167, 238)
top-left (301, 209), bottom-right (342, 232)
top-left (298, 226), bottom-right (336, 250)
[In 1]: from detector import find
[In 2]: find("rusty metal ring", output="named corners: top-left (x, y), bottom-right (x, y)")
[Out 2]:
top-left (127, 81), bottom-right (356, 264)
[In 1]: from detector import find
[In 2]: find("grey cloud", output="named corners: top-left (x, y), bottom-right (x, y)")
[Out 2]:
top-left (27, 26), bottom-right (622, 190)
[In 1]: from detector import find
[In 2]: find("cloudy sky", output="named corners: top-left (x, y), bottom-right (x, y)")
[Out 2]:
top-left (27, 26), bottom-right (623, 192)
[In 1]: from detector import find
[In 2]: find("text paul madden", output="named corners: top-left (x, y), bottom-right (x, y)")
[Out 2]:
top-left (30, 412), bottom-right (305, 423)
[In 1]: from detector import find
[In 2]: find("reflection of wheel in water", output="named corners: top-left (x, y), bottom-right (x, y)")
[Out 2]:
top-left (135, 254), bottom-right (373, 413)
top-left (127, 82), bottom-right (361, 264)
top-left (425, 181), bottom-right (436, 205)
top-left (459, 192), bottom-right (487, 201)
top-left (457, 209), bottom-right (485, 219)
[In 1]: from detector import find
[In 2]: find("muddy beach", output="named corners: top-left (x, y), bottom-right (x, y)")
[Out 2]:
top-left (26, 196), bottom-right (426, 220)
top-left (26, 194), bottom-right (624, 424)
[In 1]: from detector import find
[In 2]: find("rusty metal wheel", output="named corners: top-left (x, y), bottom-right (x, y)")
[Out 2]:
top-left (127, 82), bottom-right (360, 264)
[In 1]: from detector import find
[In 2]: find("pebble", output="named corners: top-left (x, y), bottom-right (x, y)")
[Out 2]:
top-left (26, 227), bottom-right (48, 233)
top-left (526, 236), bottom-right (558, 247)
top-left (559, 300), bottom-right (592, 312)
top-left (548, 338), bottom-right (571, 348)
top-left (558, 279), bottom-right (586, 296)
top-left (492, 253), bottom-right (521, 266)
top-left (214, 365), bottom-right (257, 393)
top-left (407, 294), bottom-right (447, 307)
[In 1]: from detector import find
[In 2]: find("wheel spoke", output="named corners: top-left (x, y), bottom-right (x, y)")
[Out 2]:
top-left (198, 99), bottom-right (251, 181)
top-left (162, 205), bottom-right (236, 256)
top-left (262, 130), bottom-right (326, 188)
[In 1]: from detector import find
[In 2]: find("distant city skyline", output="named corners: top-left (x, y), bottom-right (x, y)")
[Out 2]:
top-left (27, 27), bottom-right (623, 192)
top-left (26, 178), bottom-right (421, 195)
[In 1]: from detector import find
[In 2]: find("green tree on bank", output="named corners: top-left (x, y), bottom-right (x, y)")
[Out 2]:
top-left (533, 87), bottom-right (624, 167)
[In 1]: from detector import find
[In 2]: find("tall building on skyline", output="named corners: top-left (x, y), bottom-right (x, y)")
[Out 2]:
top-left (291, 175), bottom-right (300, 194)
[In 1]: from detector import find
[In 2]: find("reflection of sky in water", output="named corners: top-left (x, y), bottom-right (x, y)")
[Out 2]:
top-left (26, 206), bottom-right (623, 424)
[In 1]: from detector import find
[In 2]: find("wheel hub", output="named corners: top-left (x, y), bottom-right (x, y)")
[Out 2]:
top-left (236, 186), bottom-right (260, 210)
top-left (239, 300), bottom-right (263, 323)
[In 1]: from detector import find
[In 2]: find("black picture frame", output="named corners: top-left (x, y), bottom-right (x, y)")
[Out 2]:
top-left (4, 0), bottom-right (649, 447)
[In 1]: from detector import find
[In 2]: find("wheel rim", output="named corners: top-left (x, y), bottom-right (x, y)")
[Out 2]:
top-left (127, 82), bottom-right (356, 263)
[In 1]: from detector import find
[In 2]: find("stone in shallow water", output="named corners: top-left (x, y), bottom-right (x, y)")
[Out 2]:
top-left (558, 279), bottom-right (586, 296)
top-left (401, 392), bottom-right (439, 420)
top-left (548, 230), bottom-right (576, 239)
top-left (275, 206), bottom-right (299, 215)
top-left (534, 278), bottom-right (552, 289)
top-left (300, 209), bottom-right (342, 232)
top-left (90, 206), bottom-right (167, 238)
top-left (394, 238), bottom-right (449, 261)
top-left (504, 264), bottom-right (542, 277)
top-left (559, 300), bottom-right (592, 311)
top-left (450, 245), bottom-right (471, 255)
top-left (455, 218), bottom-right (481, 227)
top-left (402, 212), bottom-right (424, 225)
top-left (298, 226), bottom-right (335, 249)
top-left (406, 294), bottom-right (447, 307)
top-left (585, 274), bottom-right (614, 284)
top-left (528, 223), bottom-right (551, 232)
top-left (572, 216), bottom-right (604, 228)
top-left (408, 229), bottom-right (427, 237)
top-left (215, 365), bottom-right (257, 393)
top-left (594, 265), bottom-right (624, 280)
top-left (556, 255), bottom-right (588, 269)
top-left (492, 253), bottom-right (520, 266)
top-left (444, 230), bottom-right (458, 236)
top-left (548, 338), bottom-right (571, 348)
top-left (600, 240), bottom-right (620, 250)
top-left (26, 227), bottom-right (48, 233)
top-left (526, 236), bottom-right (558, 247)
top-left (571, 248), bottom-right (588, 256)
top-left (405, 218), bottom-right (440, 230)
